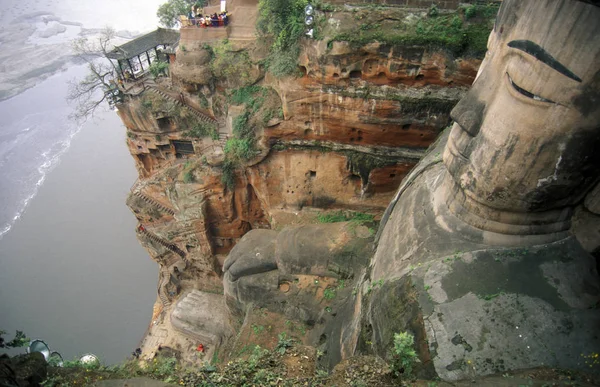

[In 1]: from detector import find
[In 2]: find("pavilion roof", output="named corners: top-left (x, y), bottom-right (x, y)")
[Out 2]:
top-left (106, 28), bottom-right (180, 60)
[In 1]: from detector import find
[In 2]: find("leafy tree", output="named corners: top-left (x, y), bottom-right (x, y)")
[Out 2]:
top-left (157, 0), bottom-right (195, 28)
top-left (0, 330), bottom-right (29, 348)
top-left (67, 27), bottom-right (120, 121)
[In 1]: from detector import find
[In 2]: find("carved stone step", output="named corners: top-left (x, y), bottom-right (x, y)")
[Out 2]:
top-left (146, 87), bottom-right (217, 124)
top-left (139, 226), bottom-right (187, 258)
top-left (133, 191), bottom-right (175, 215)
top-left (158, 268), bottom-right (171, 307)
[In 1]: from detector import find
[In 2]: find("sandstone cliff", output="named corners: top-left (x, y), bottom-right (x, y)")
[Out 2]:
top-left (114, 0), bottom-right (496, 375)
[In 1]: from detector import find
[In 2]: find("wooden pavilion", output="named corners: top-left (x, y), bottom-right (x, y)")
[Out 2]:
top-left (106, 28), bottom-right (180, 80)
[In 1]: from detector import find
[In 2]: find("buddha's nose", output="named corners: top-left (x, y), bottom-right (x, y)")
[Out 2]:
top-left (449, 92), bottom-right (486, 138)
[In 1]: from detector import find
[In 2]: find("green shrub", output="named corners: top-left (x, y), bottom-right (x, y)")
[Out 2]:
top-left (224, 138), bottom-right (254, 161)
top-left (391, 332), bottom-right (418, 377)
top-left (229, 86), bottom-right (267, 113)
top-left (232, 111), bottom-right (249, 133)
top-left (144, 356), bottom-right (178, 380)
top-left (210, 40), bottom-right (253, 86)
top-left (184, 121), bottom-right (218, 139)
top-left (183, 170), bottom-right (194, 183)
top-left (323, 287), bottom-right (336, 300)
top-left (275, 332), bottom-right (294, 354)
top-left (221, 159), bottom-right (236, 190)
top-left (258, 0), bottom-right (308, 77)
top-left (149, 60), bottom-right (169, 78)
top-left (0, 330), bottom-right (29, 348)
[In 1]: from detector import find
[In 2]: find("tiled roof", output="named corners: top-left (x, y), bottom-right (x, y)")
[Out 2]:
top-left (106, 28), bottom-right (180, 60)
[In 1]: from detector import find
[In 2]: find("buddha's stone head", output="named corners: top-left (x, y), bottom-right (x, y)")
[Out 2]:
top-left (443, 0), bottom-right (600, 221)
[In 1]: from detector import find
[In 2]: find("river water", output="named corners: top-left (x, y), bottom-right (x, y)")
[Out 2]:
top-left (0, 0), bottom-right (166, 364)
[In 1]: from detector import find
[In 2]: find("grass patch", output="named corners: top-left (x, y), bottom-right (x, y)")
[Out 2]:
top-left (317, 211), bottom-right (374, 224)
top-left (329, 5), bottom-right (498, 58)
top-left (184, 121), bottom-right (218, 140)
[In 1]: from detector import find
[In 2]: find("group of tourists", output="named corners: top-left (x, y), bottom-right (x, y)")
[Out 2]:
top-left (187, 5), bottom-right (229, 27)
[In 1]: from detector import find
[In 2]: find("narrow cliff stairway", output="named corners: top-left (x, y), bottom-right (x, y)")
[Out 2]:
top-left (133, 190), bottom-right (175, 216)
top-left (138, 225), bottom-right (187, 260)
top-left (157, 267), bottom-right (171, 307)
top-left (145, 85), bottom-right (217, 125)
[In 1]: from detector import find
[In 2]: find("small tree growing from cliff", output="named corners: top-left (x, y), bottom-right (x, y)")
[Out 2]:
top-left (391, 331), bottom-right (418, 377)
top-left (67, 27), bottom-right (119, 122)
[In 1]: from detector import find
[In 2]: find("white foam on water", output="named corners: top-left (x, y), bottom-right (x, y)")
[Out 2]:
top-left (0, 124), bottom-right (83, 240)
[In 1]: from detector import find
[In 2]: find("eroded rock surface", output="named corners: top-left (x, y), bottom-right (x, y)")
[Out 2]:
top-left (171, 290), bottom-right (233, 345)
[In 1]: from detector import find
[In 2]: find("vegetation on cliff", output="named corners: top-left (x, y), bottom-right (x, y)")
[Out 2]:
top-left (40, 343), bottom-right (397, 386)
top-left (220, 85), bottom-right (281, 189)
top-left (258, 0), bottom-right (308, 77)
top-left (325, 4), bottom-right (498, 58)
top-left (0, 330), bottom-right (29, 349)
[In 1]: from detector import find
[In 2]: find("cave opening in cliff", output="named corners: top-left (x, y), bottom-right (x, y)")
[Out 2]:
top-left (349, 70), bottom-right (361, 79)
top-left (156, 117), bottom-right (173, 131)
top-left (172, 140), bottom-right (194, 155)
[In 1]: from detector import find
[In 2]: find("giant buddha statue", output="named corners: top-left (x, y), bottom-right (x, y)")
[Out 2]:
top-left (222, 0), bottom-right (600, 381)
top-left (367, 0), bottom-right (600, 380)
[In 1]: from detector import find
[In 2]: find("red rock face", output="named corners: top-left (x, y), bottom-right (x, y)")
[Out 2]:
top-left (246, 149), bottom-right (402, 212)
top-left (201, 173), bottom-right (270, 254)
top-left (301, 45), bottom-right (480, 88)
top-left (117, 35), bottom-right (482, 290)
top-left (268, 43), bottom-right (479, 151)
top-left (266, 93), bottom-right (444, 149)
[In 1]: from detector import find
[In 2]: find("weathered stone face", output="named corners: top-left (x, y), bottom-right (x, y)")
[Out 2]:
top-left (443, 0), bottom-right (600, 215)
top-left (365, 1), bottom-right (600, 381)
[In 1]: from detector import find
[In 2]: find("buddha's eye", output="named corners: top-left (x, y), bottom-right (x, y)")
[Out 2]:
top-left (507, 73), bottom-right (554, 103)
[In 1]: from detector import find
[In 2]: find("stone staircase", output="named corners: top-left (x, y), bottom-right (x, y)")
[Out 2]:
top-left (158, 268), bottom-right (171, 307)
top-left (146, 86), bottom-right (217, 125)
top-left (163, 254), bottom-right (181, 267)
top-left (139, 225), bottom-right (187, 259)
top-left (133, 191), bottom-right (175, 216)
